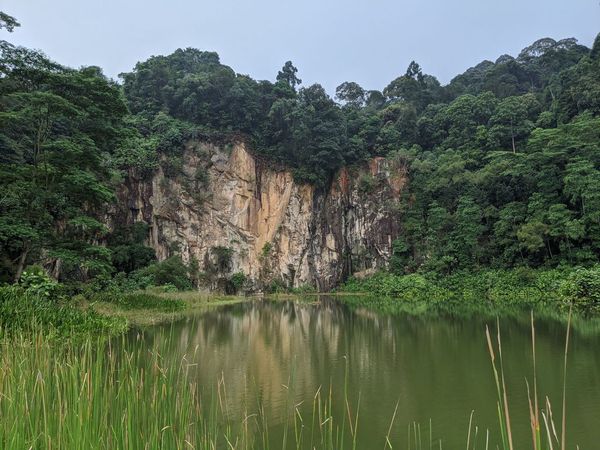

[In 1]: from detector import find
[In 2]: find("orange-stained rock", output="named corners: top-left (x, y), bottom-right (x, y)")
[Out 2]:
top-left (112, 142), bottom-right (406, 291)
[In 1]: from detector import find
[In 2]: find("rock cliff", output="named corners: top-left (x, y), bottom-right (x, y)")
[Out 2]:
top-left (113, 142), bottom-right (406, 291)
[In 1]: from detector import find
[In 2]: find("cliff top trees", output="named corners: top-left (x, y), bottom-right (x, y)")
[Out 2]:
top-left (0, 12), bottom-right (19, 32)
top-left (3, 18), bottom-right (600, 282)
top-left (276, 61), bottom-right (302, 91)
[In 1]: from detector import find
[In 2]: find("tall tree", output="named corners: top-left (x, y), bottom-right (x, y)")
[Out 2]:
top-left (276, 61), bottom-right (302, 90)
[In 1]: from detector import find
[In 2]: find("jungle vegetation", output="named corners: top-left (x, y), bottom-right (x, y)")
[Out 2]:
top-left (2, 10), bottom-right (600, 294)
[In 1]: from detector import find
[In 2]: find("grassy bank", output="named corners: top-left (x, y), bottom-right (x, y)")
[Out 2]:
top-left (0, 283), bottom-right (246, 337)
top-left (90, 290), bottom-right (246, 327)
top-left (338, 266), bottom-right (600, 316)
top-left (0, 286), bottom-right (127, 339)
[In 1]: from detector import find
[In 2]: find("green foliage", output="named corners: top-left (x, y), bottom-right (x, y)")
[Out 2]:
top-left (211, 246), bottom-right (233, 273)
top-left (261, 242), bottom-right (272, 258)
top-left (343, 272), bottom-right (449, 300)
top-left (0, 43), bottom-right (129, 282)
top-left (289, 283), bottom-right (317, 294)
top-left (0, 12), bottom-right (20, 32)
top-left (138, 256), bottom-right (193, 291)
top-left (229, 272), bottom-right (247, 293)
top-left (19, 265), bottom-right (60, 300)
top-left (0, 285), bottom-right (126, 337)
top-left (107, 222), bottom-right (156, 274)
top-left (92, 291), bottom-right (185, 311)
top-left (559, 266), bottom-right (600, 313)
top-left (341, 267), bottom-right (600, 315)
top-left (264, 278), bottom-right (287, 294)
top-left (276, 61), bottom-right (302, 90)
top-left (2, 28), bottom-right (600, 289)
top-left (357, 173), bottom-right (376, 193)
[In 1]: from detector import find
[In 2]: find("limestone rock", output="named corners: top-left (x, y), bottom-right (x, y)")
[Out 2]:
top-left (111, 142), bottom-right (406, 291)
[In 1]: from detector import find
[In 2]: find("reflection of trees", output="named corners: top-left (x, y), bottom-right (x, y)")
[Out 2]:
top-left (134, 298), bottom-right (600, 449)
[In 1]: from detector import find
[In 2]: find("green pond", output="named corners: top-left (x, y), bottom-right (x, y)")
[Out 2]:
top-left (132, 297), bottom-right (600, 449)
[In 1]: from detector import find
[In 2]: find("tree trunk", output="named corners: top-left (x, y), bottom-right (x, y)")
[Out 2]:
top-left (511, 122), bottom-right (517, 154)
top-left (14, 245), bottom-right (30, 282)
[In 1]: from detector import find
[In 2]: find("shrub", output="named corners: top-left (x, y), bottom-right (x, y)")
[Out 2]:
top-left (290, 284), bottom-right (317, 294)
top-left (230, 272), bottom-right (247, 293)
top-left (19, 266), bottom-right (61, 300)
top-left (358, 173), bottom-right (376, 193)
top-left (211, 246), bottom-right (233, 273)
top-left (138, 256), bottom-right (193, 290)
top-left (161, 155), bottom-right (184, 178)
top-left (560, 266), bottom-right (600, 312)
top-left (261, 242), bottom-right (272, 258)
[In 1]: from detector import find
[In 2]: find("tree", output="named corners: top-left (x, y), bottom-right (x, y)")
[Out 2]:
top-left (437, 92), bottom-right (498, 149)
top-left (592, 33), bottom-right (600, 60)
top-left (450, 196), bottom-right (484, 266)
top-left (0, 50), bottom-right (128, 281)
top-left (335, 81), bottom-right (366, 107)
top-left (383, 61), bottom-right (440, 112)
top-left (276, 61), bottom-right (302, 90)
top-left (487, 94), bottom-right (540, 152)
top-left (365, 90), bottom-right (386, 109)
top-left (0, 11), bottom-right (19, 32)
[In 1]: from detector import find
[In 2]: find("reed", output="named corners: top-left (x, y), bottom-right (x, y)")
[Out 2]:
top-left (0, 330), bottom-right (361, 449)
top-left (486, 309), bottom-right (574, 450)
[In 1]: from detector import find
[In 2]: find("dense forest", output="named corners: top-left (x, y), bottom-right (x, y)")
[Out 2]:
top-left (2, 10), bottom-right (600, 289)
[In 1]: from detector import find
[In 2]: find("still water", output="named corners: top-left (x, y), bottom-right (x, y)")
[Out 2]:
top-left (134, 297), bottom-right (600, 448)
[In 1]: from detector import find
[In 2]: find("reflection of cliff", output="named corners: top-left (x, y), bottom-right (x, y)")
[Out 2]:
top-left (137, 300), bottom-right (600, 449)
top-left (112, 142), bottom-right (406, 290)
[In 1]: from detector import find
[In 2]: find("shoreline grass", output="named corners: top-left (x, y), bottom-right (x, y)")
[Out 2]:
top-left (89, 290), bottom-right (248, 327)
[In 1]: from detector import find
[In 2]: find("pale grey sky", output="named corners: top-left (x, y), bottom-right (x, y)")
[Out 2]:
top-left (3, 0), bottom-right (599, 94)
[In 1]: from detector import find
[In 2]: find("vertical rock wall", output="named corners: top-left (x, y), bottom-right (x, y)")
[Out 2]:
top-left (113, 142), bottom-right (406, 290)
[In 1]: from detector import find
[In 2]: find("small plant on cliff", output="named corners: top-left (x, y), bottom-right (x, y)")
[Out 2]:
top-left (194, 167), bottom-right (209, 186)
top-left (358, 173), bottom-right (376, 193)
top-left (211, 246), bottom-right (234, 273)
top-left (230, 272), bottom-right (247, 293)
top-left (161, 155), bottom-right (184, 178)
top-left (261, 242), bottom-right (273, 258)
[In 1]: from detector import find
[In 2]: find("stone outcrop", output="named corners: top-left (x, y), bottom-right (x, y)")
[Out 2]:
top-left (112, 141), bottom-right (407, 291)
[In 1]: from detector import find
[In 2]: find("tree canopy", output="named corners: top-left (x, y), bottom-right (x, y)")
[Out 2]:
top-left (2, 11), bottom-right (600, 281)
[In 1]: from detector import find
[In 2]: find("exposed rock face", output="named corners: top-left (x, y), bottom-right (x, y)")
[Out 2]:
top-left (113, 142), bottom-right (406, 291)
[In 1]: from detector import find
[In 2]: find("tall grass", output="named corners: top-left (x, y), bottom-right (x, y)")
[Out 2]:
top-left (0, 286), bottom-right (126, 338)
top-left (0, 331), bottom-right (361, 449)
top-left (485, 309), bottom-right (573, 450)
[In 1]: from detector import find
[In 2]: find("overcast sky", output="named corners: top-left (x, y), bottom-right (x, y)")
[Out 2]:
top-left (3, 0), bottom-right (599, 94)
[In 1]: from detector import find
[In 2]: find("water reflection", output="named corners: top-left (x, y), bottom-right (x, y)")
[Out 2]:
top-left (134, 297), bottom-right (600, 448)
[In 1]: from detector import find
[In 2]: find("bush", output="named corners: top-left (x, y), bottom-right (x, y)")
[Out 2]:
top-left (340, 266), bottom-right (600, 315)
top-left (138, 256), bottom-right (193, 291)
top-left (290, 284), bottom-right (317, 294)
top-left (560, 266), bottom-right (600, 313)
top-left (358, 173), bottom-right (376, 193)
top-left (261, 242), bottom-right (272, 258)
top-left (230, 272), bottom-right (247, 293)
top-left (19, 266), bottom-right (61, 300)
top-left (211, 246), bottom-right (233, 273)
